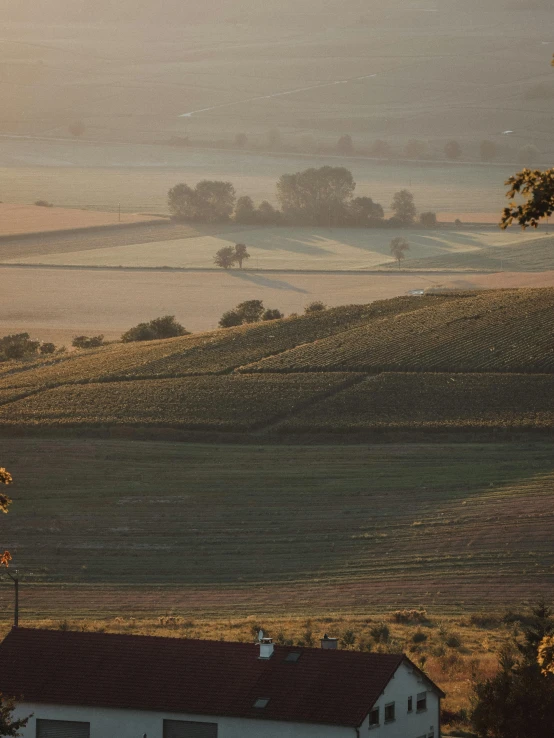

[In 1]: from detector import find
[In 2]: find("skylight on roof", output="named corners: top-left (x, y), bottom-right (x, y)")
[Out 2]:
top-left (285, 652), bottom-right (301, 662)
top-left (253, 698), bottom-right (270, 709)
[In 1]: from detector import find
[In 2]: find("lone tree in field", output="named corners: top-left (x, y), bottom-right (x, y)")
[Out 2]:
top-left (471, 600), bottom-right (554, 738)
top-left (444, 140), bottom-right (462, 160)
top-left (121, 316), bottom-right (188, 343)
top-left (501, 56), bottom-right (554, 228)
top-left (391, 190), bottom-right (416, 225)
top-left (390, 237), bottom-right (410, 267)
top-left (234, 243), bottom-right (250, 269)
top-left (214, 246), bottom-right (237, 270)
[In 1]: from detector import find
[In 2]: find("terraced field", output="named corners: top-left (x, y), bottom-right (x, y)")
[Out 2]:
top-left (0, 288), bottom-right (552, 436)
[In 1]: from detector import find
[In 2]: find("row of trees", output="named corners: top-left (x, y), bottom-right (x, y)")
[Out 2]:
top-left (174, 128), bottom-right (539, 166)
top-left (169, 168), bottom-right (430, 228)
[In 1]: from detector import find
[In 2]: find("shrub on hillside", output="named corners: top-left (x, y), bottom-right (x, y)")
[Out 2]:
top-left (39, 342), bottom-right (56, 355)
top-left (304, 301), bottom-right (326, 314)
top-left (218, 300), bottom-right (283, 328)
top-left (392, 609), bottom-right (428, 624)
top-left (0, 333), bottom-right (40, 361)
top-left (121, 316), bottom-right (189, 343)
top-left (34, 200), bottom-right (53, 208)
top-left (72, 335), bottom-right (105, 350)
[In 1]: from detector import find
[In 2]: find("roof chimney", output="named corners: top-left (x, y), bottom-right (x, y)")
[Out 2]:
top-left (321, 633), bottom-right (338, 650)
top-left (257, 629), bottom-right (274, 659)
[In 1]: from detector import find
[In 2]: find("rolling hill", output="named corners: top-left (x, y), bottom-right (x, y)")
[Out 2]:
top-left (0, 288), bottom-right (553, 437)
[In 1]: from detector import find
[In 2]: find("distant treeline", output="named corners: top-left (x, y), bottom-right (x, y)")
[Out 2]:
top-left (168, 166), bottom-right (437, 228)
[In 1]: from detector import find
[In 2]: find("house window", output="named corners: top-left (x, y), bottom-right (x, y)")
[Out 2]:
top-left (36, 719), bottom-right (90, 738)
top-left (253, 698), bottom-right (270, 708)
top-left (369, 707), bottom-right (379, 727)
top-left (408, 696), bottom-right (413, 712)
top-left (163, 720), bottom-right (218, 738)
top-left (417, 691), bottom-right (427, 711)
top-left (384, 702), bottom-right (395, 723)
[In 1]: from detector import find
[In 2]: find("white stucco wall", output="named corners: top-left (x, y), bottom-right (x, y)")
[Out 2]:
top-left (360, 661), bottom-right (440, 738)
top-left (14, 703), bottom-right (356, 738)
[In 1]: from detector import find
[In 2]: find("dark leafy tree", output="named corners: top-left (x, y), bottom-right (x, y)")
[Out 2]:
top-left (234, 243), bottom-right (250, 269)
top-left (121, 316), bottom-right (188, 343)
top-left (390, 236), bottom-right (410, 267)
top-left (0, 334), bottom-right (40, 361)
top-left (39, 343), bottom-right (56, 355)
top-left (391, 190), bottom-right (416, 225)
top-left (168, 181), bottom-right (236, 222)
top-left (234, 196), bottom-right (256, 224)
top-left (337, 134), bottom-right (354, 155)
top-left (349, 197), bottom-right (384, 225)
top-left (277, 166), bottom-right (356, 225)
top-left (500, 56), bottom-right (554, 228)
top-left (72, 335), bottom-right (104, 349)
top-left (262, 308), bottom-right (284, 321)
top-left (218, 310), bottom-right (242, 328)
top-left (256, 200), bottom-right (281, 225)
top-left (471, 601), bottom-right (554, 738)
top-left (304, 301), bottom-right (326, 313)
top-left (480, 140), bottom-right (497, 162)
top-left (234, 300), bottom-right (264, 323)
top-left (445, 140), bottom-right (462, 160)
top-left (419, 211), bottom-right (437, 227)
top-left (214, 245), bottom-right (237, 270)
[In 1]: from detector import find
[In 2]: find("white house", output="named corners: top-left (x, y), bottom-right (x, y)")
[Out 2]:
top-left (0, 628), bottom-right (444, 738)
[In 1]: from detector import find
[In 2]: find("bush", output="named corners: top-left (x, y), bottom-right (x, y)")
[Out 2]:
top-left (121, 316), bottom-right (188, 343)
top-left (34, 200), bottom-right (53, 208)
top-left (218, 310), bottom-right (243, 329)
top-left (304, 301), bottom-right (326, 314)
top-left (370, 622), bottom-right (390, 643)
top-left (340, 629), bottom-right (356, 648)
top-left (0, 333), bottom-right (40, 361)
top-left (39, 342), bottom-right (56, 354)
top-left (445, 632), bottom-right (462, 649)
top-left (412, 629), bottom-right (428, 644)
top-left (72, 335), bottom-right (104, 350)
top-left (262, 309), bottom-right (284, 321)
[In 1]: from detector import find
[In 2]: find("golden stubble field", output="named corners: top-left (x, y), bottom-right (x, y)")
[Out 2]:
top-left (1, 265), bottom-right (553, 344)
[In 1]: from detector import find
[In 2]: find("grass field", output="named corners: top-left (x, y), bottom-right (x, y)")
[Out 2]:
top-left (3, 224), bottom-right (549, 272)
top-left (2, 439), bottom-right (553, 613)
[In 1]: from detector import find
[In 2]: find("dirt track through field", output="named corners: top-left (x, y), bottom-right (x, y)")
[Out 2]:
top-left (1, 265), bottom-right (553, 345)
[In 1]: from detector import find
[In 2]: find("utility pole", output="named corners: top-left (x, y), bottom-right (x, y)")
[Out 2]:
top-left (6, 569), bottom-right (18, 628)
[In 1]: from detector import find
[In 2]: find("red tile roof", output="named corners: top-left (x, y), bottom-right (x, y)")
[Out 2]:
top-left (0, 628), bottom-right (425, 727)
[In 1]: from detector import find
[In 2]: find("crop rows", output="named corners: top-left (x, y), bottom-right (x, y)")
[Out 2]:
top-left (0, 373), bottom-right (357, 431)
top-left (241, 289), bottom-right (554, 375)
top-left (279, 372), bottom-right (554, 432)
top-left (0, 296), bottom-right (452, 393)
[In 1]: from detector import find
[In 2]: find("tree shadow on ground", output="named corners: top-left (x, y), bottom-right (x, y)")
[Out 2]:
top-left (228, 271), bottom-right (309, 293)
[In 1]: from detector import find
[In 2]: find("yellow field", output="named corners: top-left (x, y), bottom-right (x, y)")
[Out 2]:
top-left (0, 203), bottom-right (163, 236)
